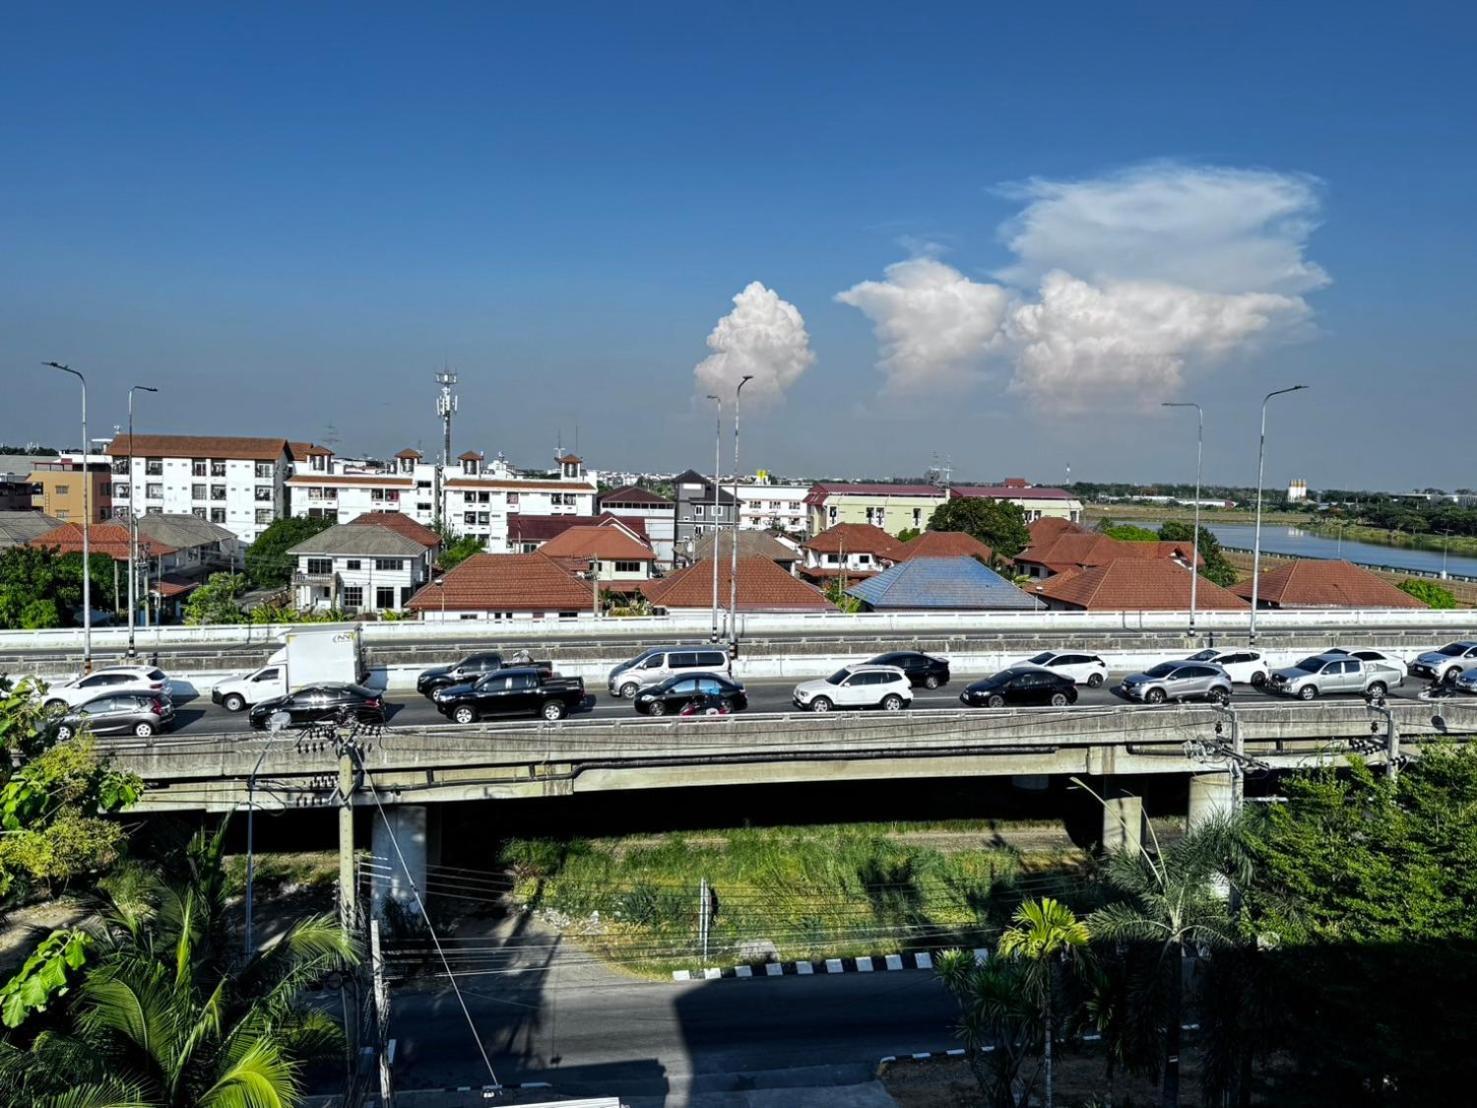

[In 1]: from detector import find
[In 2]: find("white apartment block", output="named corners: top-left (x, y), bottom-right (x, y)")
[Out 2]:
top-left (734, 480), bottom-right (810, 535)
top-left (105, 435), bottom-right (292, 545)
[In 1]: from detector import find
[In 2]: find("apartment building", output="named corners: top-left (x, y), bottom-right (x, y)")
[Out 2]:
top-left (597, 485), bottom-right (675, 567)
top-left (288, 448), bottom-right (437, 529)
top-left (804, 479), bottom-right (1083, 537)
top-left (106, 435), bottom-right (292, 544)
top-left (673, 469), bottom-right (735, 558)
top-left (733, 479), bottom-right (810, 536)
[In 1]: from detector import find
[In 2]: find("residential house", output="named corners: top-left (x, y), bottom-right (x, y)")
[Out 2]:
top-left (673, 469), bottom-right (735, 554)
top-left (803, 479), bottom-right (1083, 537)
top-left (0, 456), bottom-right (51, 511)
top-left (846, 557), bottom-right (1043, 611)
top-left (896, 530), bottom-right (995, 563)
top-left (537, 525), bottom-right (656, 582)
top-left (1231, 559), bottom-right (1427, 609)
top-left (288, 521), bottom-right (434, 614)
top-left (1012, 530), bottom-right (1199, 580)
top-left (0, 511), bottom-right (58, 550)
top-left (645, 556), bottom-right (833, 614)
top-left (798, 523), bottom-right (905, 583)
top-left (732, 479), bottom-right (810, 536)
top-left (690, 529), bottom-right (800, 573)
top-left (29, 454), bottom-right (113, 523)
top-left (345, 511), bottom-right (443, 557)
top-left (506, 512), bottom-right (647, 554)
top-left (106, 434), bottom-right (292, 544)
top-left (405, 553), bottom-right (596, 622)
top-left (597, 486), bottom-right (676, 567)
top-left (1033, 561), bottom-right (1247, 612)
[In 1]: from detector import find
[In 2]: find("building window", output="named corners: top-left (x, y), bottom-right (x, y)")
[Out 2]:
top-left (306, 558), bottom-right (332, 576)
top-left (417, 502), bottom-right (432, 512)
top-left (146, 483), bottom-right (163, 499)
top-left (311, 455), bottom-right (326, 471)
top-left (463, 512), bottom-right (477, 525)
top-left (112, 459), bottom-right (128, 475)
top-left (256, 462), bottom-right (274, 479)
top-left (695, 504), bottom-right (704, 517)
top-left (342, 586), bottom-right (363, 608)
top-left (54, 484), bottom-right (69, 496)
top-left (375, 586), bottom-right (396, 610)
top-left (374, 558), bottom-right (402, 572)
top-left (255, 486), bottom-right (273, 501)
top-left (558, 611), bottom-right (578, 619)
top-left (210, 486), bottom-right (226, 501)
top-left (476, 512), bottom-right (490, 526)
top-left (615, 560), bottom-right (643, 573)
top-left (192, 507), bottom-right (206, 519)
top-left (211, 460), bottom-right (227, 477)
top-left (416, 480), bottom-right (431, 489)
top-left (113, 482), bottom-right (130, 499)
top-left (210, 508), bottom-right (226, 524)
top-left (913, 508), bottom-right (922, 526)
top-left (55, 510), bottom-right (69, 520)
top-left (192, 459), bottom-right (208, 476)
top-left (190, 483), bottom-right (206, 500)
top-left (145, 458), bottom-right (163, 476)
top-left (507, 492), bottom-right (519, 507)
top-left (255, 509), bottom-right (273, 524)
top-left (459, 612), bottom-right (478, 620)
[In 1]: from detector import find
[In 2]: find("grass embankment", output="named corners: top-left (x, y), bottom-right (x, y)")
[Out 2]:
top-left (1301, 520), bottom-right (1477, 559)
top-left (1083, 505), bottom-right (1314, 526)
top-left (500, 822), bottom-right (1093, 976)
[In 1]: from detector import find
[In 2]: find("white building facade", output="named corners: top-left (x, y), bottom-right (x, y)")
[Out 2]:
top-left (288, 525), bottom-right (432, 614)
top-left (734, 480), bottom-right (810, 536)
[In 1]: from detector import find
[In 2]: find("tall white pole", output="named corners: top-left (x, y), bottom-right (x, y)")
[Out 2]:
top-left (45, 363), bottom-right (91, 671)
top-left (706, 395), bottom-right (722, 642)
top-left (1163, 402), bottom-right (1202, 635)
top-left (1249, 385), bottom-right (1308, 643)
top-left (729, 375), bottom-right (753, 652)
top-left (126, 385), bottom-right (157, 657)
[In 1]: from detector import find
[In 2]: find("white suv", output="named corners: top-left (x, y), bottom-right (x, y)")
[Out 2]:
top-left (40, 666), bottom-right (172, 710)
top-left (1015, 651), bottom-right (1109, 688)
top-left (1181, 648), bottom-right (1269, 686)
top-left (792, 666), bottom-right (913, 713)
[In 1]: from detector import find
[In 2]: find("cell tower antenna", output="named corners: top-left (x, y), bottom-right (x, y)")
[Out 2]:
top-left (435, 371), bottom-right (459, 466)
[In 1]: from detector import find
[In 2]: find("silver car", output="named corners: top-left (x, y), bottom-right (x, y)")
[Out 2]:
top-left (1121, 662), bottom-right (1232, 705)
top-left (1268, 654), bottom-right (1398, 701)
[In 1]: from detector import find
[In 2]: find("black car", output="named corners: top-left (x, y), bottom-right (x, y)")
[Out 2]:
top-left (51, 691), bottom-right (175, 740)
top-left (960, 668), bottom-right (1078, 708)
top-left (634, 672), bottom-right (748, 716)
top-left (865, 651), bottom-right (950, 689)
top-left (416, 653), bottom-right (506, 697)
top-left (433, 667), bottom-right (586, 723)
top-left (249, 684), bottom-right (387, 730)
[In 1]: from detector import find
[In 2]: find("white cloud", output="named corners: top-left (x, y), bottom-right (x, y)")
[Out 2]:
top-left (837, 162), bottom-right (1328, 408)
top-left (694, 281), bottom-right (815, 405)
top-left (834, 257), bottom-right (1012, 392)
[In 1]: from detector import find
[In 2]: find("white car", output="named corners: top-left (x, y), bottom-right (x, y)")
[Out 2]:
top-left (1182, 648), bottom-right (1270, 686)
top-left (792, 666), bottom-right (913, 713)
top-left (40, 666), bottom-right (172, 710)
top-left (1326, 648), bottom-right (1409, 682)
top-left (1015, 651), bottom-right (1109, 688)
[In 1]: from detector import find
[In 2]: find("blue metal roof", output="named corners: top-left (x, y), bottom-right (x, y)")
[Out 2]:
top-left (845, 556), bottom-right (1043, 610)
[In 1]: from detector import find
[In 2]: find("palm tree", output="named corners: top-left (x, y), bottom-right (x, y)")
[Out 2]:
top-left (1087, 815), bottom-right (1248, 1108)
top-left (0, 823), bottom-right (360, 1107)
top-left (997, 897), bottom-right (1090, 1108)
top-left (936, 948), bottom-right (1041, 1108)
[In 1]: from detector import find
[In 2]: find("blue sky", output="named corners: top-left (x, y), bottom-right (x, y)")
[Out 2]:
top-left (4, 2), bottom-right (1473, 489)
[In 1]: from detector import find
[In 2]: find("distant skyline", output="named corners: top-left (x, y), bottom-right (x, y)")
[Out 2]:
top-left (5, 3), bottom-right (1474, 489)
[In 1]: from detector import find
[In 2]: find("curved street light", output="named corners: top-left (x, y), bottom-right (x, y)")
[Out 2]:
top-left (1249, 385), bottom-right (1309, 642)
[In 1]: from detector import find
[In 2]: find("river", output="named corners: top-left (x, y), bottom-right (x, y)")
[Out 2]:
top-left (1207, 524), bottom-right (1477, 580)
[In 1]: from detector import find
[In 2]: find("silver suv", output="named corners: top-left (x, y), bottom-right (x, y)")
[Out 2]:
top-left (1268, 654), bottom-right (1398, 701)
top-left (1121, 662), bottom-right (1232, 705)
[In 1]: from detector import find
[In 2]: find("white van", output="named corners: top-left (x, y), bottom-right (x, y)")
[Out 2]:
top-left (608, 646), bottom-right (730, 699)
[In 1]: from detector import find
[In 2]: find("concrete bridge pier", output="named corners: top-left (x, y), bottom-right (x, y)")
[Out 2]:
top-left (1101, 782), bottom-right (1145, 855)
top-left (370, 804), bottom-right (441, 921)
top-left (1188, 772), bottom-right (1236, 831)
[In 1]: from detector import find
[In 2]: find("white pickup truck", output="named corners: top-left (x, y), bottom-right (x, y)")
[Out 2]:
top-left (211, 627), bottom-right (365, 711)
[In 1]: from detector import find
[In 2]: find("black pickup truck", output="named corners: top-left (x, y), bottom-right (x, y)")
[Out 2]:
top-left (432, 667), bottom-right (587, 723)
top-left (416, 651), bottom-right (551, 697)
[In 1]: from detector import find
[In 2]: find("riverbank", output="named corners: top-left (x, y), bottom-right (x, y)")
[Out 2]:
top-left (1302, 520), bottom-right (1477, 560)
top-left (1084, 504), bottom-right (1316, 526)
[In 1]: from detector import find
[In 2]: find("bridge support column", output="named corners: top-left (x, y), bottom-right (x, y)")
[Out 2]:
top-left (371, 804), bottom-right (436, 920)
top-left (1188, 772), bottom-right (1236, 831)
top-left (1102, 783), bottom-right (1144, 855)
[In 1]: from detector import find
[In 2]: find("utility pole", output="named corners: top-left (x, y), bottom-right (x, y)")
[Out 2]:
top-left (44, 362), bottom-right (92, 672)
top-left (698, 876), bottom-right (710, 966)
top-left (371, 919), bottom-right (394, 1107)
top-left (339, 746), bottom-right (358, 932)
top-left (434, 372), bottom-right (457, 533)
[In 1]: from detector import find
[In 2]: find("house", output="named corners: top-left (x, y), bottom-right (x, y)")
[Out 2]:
top-left (1231, 559), bottom-right (1427, 609)
top-left (847, 557), bottom-right (1043, 611)
top-left (29, 454), bottom-right (114, 524)
top-left (597, 485), bottom-right (676, 568)
top-left (0, 457), bottom-right (51, 511)
top-left (689, 529), bottom-right (800, 572)
top-left (1013, 531), bottom-right (1199, 580)
top-left (345, 511), bottom-right (443, 557)
top-left (537, 525), bottom-right (656, 581)
top-left (798, 523), bottom-right (904, 583)
top-left (506, 512), bottom-right (646, 554)
top-left (405, 553), bottom-right (596, 622)
top-left (0, 511), bottom-right (59, 549)
top-left (731, 479), bottom-right (811, 536)
top-left (106, 434), bottom-right (293, 544)
top-left (896, 530), bottom-right (995, 564)
top-left (287, 522), bottom-right (435, 614)
top-left (673, 469), bottom-right (736, 552)
top-left (1033, 561), bottom-right (1248, 612)
top-left (803, 479), bottom-right (1084, 537)
top-left (644, 556), bottom-right (833, 614)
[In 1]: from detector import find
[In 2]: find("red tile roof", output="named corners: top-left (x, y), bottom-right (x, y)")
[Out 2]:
top-left (557, 454), bottom-right (583, 464)
top-left (457, 450), bottom-right (484, 462)
top-left (28, 521), bottom-right (177, 559)
top-left (394, 448), bottom-right (424, 459)
top-left (1014, 532), bottom-right (1198, 575)
top-left (646, 556), bottom-right (833, 612)
top-left (949, 484), bottom-right (1075, 501)
top-left (898, 530), bottom-right (994, 562)
top-left (507, 513), bottom-right (647, 544)
top-left (1034, 561), bottom-right (1247, 611)
top-left (804, 523), bottom-right (905, 559)
top-left (288, 442), bottom-right (333, 459)
top-left (106, 434), bottom-right (289, 462)
top-left (1027, 516), bottom-right (1088, 545)
top-left (1231, 559), bottom-right (1428, 609)
top-left (405, 553), bottom-right (594, 613)
top-left (598, 485), bottom-right (674, 507)
top-left (538, 526), bottom-right (655, 562)
top-left (347, 511), bottom-right (441, 549)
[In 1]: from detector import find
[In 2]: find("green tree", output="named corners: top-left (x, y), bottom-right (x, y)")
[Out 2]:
top-left (0, 928), bottom-right (90, 1028)
top-left (1158, 520), bottom-right (1237, 588)
top-left (182, 572), bottom-right (247, 625)
top-left (894, 526), bottom-right (922, 543)
top-left (996, 897), bottom-right (1090, 1108)
top-left (1097, 519), bottom-right (1161, 542)
top-left (244, 517), bottom-right (333, 589)
top-left (0, 547), bottom-right (121, 629)
top-left (0, 823), bottom-right (359, 1107)
top-left (1397, 578), bottom-right (1457, 608)
top-left (927, 499), bottom-right (1031, 559)
top-left (438, 534), bottom-right (485, 571)
top-left (935, 950), bottom-right (1041, 1108)
top-left (821, 576), bottom-right (863, 612)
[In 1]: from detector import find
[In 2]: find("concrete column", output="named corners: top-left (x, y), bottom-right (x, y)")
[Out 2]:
top-left (1102, 783), bottom-right (1144, 855)
top-left (1188, 772), bottom-right (1236, 831)
top-left (372, 804), bottom-right (429, 920)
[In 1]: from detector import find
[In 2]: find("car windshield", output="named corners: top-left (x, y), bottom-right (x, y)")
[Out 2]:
top-left (1294, 657), bottom-right (1325, 673)
top-left (1438, 643), bottom-right (1469, 657)
top-left (825, 670), bottom-right (850, 685)
top-left (1028, 652), bottom-right (1054, 665)
top-left (1144, 663), bottom-right (1178, 677)
top-left (1187, 650), bottom-right (1218, 662)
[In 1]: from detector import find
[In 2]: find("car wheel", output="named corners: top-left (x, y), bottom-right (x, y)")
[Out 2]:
top-left (453, 705), bottom-right (477, 724)
top-left (1446, 667), bottom-right (1464, 684)
top-left (542, 701), bottom-right (567, 721)
top-left (1209, 688), bottom-right (1230, 705)
top-left (1145, 688), bottom-right (1166, 705)
top-left (1250, 672), bottom-right (1267, 688)
top-left (881, 694), bottom-right (905, 711)
top-left (620, 682), bottom-right (641, 699)
top-left (1367, 681), bottom-right (1387, 700)
top-left (987, 693), bottom-right (1006, 708)
top-left (133, 721), bottom-right (155, 737)
top-left (1086, 673), bottom-right (1105, 688)
top-left (1049, 691), bottom-right (1069, 707)
top-left (1299, 685), bottom-right (1318, 701)
top-left (55, 724), bottom-right (74, 741)
top-left (923, 674), bottom-right (941, 690)
top-left (223, 693), bottom-right (246, 712)
top-left (809, 696), bottom-right (833, 713)
top-left (647, 700), bottom-right (667, 717)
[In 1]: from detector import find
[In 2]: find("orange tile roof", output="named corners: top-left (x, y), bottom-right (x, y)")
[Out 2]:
top-left (803, 523), bottom-right (905, 559)
top-left (1231, 559), bottom-right (1428, 609)
top-left (1027, 516), bottom-right (1087, 545)
top-left (405, 553), bottom-right (594, 612)
top-left (1014, 532), bottom-right (1198, 574)
top-left (106, 434), bottom-right (289, 462)
top-left (28, 521), bottom-right (177, 559)
top-left (646, 556), bottom-right (834, 612)
top-left (347, 511), bottom-right (442, 549)
top-left (1034, 560), bottom-right (1247, 611)
top-left (394, 448), bottom-right (424, 459)
top-left (288, 442), bottom-right (333, 459)
top-left (538, 525), bottom-right (655, 561)
top-left (898, 530), bottom-right (994, 562)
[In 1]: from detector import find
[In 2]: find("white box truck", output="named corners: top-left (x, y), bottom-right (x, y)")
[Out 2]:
top-left (211, 627), bottom-right (366, 711)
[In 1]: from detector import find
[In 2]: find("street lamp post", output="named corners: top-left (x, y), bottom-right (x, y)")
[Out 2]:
top-left (1162, 402), bottom-right (1203, 636)
top-left (44, 362), bottom-right (92, 671)
top-left (1249, 385), bottom-right (1309, 643)
top-left (706, 394), bottom-right (723, 642)
top-left (126, 385), bottom-right (159, 658)
top-left (728, 375), bottom-right (754, 655)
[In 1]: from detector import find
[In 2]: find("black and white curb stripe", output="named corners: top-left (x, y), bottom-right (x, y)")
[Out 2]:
top-left (879, 1024), bottom-right (1201, 1065)
top-left (672, 947), bottom-right (989, 981)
